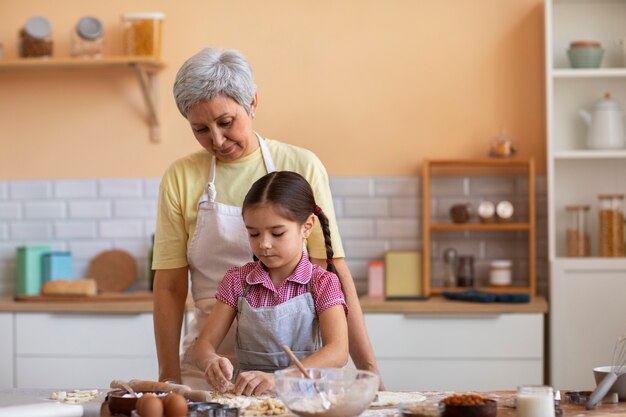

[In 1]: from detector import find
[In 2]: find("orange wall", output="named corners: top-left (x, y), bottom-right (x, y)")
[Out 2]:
top-left (0, 0), bottom-right (546, 179)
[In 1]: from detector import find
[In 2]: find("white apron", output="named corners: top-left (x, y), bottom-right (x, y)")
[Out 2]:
top-left (181, 133), bottom-right (275, 389)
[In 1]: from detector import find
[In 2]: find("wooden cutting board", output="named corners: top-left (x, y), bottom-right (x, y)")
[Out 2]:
top-left (15, 291), bottom-right (153, 302)
top-left (87, 249), bottom-right (137, 292)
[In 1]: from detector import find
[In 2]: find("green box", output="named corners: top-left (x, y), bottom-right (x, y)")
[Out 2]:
top-left (16, 246), bottom-right (50, 296)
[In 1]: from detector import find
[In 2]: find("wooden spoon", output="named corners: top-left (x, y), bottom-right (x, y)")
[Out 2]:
top-left (281, 345), bottom-right (331, 410)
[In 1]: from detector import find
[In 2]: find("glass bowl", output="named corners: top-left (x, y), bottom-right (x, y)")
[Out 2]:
top-left (274, 368), bottom-right (379, 417)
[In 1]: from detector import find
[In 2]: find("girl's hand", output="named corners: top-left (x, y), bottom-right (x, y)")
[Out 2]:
top-left (234, 371), bottom-right (275, 396)
top-left (204, 355), bottom-right (234, 393)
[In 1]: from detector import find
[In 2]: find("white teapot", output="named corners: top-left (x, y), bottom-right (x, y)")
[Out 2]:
top-left (579, 92), bottom-right (626, 149)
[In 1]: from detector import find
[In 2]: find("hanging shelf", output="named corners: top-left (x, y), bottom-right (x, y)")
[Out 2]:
top-left (0, 56), bottom-right (165, 142)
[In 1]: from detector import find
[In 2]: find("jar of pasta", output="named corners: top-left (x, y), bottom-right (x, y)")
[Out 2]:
top-left (121, 12), bottom-right (164, 57)
top-left (598, 194), bottom-right (625, 257)
top-left (566, 205), bottom-right (590, 257)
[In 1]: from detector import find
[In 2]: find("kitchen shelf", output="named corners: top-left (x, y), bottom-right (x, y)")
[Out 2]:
top-left (553, 150), bottom-right (626, 159)
top-left (552, 68), bottom-right (626, 78)
top-left (429, 223), bottom-right (531, 231)
top-left (422, 158), bottom-right (536, 296)
top-left (0, 56), bottom-right (165, 142)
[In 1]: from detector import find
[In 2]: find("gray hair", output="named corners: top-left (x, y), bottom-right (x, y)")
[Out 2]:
top-left (173, 48), bottom-right (257, 117)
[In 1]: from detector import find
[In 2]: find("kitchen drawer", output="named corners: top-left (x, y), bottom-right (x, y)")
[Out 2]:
top-left (0, 313), bottom-right (13, 389)
top-left (16, 357), bottom-right (157, 389)
top-left (364, 313), bottom-right (543, 359)
top-left (377, 358), bottom-right (543, 391)
top-left (16, 313), bottom-right (156, 356)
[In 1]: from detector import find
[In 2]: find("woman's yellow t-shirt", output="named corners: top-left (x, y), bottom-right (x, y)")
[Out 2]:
top-left (152, 138), bottom-right (345, 270)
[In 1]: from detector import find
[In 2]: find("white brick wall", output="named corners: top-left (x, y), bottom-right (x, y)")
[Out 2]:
top-left (0, 176), bottom-right (549, 297)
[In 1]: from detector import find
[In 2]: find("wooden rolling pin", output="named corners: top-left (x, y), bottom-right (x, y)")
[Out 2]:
top-left (110, 379), bottom-right (191, 394)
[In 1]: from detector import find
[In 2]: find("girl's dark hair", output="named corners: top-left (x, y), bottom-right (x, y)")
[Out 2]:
top-left (243, 171), bottom-right (337, 275)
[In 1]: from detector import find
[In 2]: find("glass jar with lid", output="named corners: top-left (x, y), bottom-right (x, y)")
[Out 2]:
top-left (70, 16), bottom-right (104, 58)
top-left (19, 16), bottom-right (53, 58)
top-left (566, 205), bottom-right (590, 257)
top-left (598, 194), bottom-right (625, 257)
top-left (121, 12), bottom-right (165, 57)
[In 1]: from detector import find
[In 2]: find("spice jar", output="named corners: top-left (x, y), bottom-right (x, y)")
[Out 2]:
top-left (19, 16), bottom-right (53, 58)
top-left (566, 205), bottom-right (590, 257)
top-left (489, 260), bottom-right (512, 286)
top-left (70, 16), bottom-right (104, 58)
top-left (456, 255), bottom-right (475, 287)
top-left (598, 194), bottom-right (625, 257)
top-left (121, 12), bottom-right (165, 57)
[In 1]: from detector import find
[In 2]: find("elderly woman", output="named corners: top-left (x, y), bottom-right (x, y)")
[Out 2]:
top-left (152, 47), bottom-right (382, 390)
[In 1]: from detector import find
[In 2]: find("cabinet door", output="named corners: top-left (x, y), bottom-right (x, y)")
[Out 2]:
top-left (365, 313), bottom-right (543, 391)
top-left (0, 313), bottom-right (13, 389)
top-left (550, 259), bottom-right (626, 390)
top-left (15, 313), bottom-right (157, 388)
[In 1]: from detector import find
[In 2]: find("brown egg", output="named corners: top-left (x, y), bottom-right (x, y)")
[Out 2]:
top-left (163, 392), bottom-right (188, 417)
top-left (137, 393), bottom-right (164, 417)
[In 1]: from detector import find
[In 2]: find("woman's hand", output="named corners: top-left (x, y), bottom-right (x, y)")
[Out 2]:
top-left (233, 371), bottom-right (275, 396)
top-left (204, 355), bottom-right (234, 393)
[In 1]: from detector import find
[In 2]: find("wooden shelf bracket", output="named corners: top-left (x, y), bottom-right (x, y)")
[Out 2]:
top-left (132, 63), bottom-right (160, 143)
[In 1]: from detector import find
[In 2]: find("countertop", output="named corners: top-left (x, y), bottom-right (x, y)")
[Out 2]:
top-left (0, 294), bottom-right (548, 314)
top-left (0, 390), bottom-right (623, 417)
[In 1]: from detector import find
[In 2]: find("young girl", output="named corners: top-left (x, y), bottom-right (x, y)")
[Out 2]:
top-left (189, 171), bottom-right (349, 396)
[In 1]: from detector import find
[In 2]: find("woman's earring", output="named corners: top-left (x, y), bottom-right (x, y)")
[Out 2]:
top-left (251, 112), bottom-right (255, 119)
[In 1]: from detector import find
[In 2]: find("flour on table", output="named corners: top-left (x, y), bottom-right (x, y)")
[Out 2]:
top-left (371, 391), bottom-right (426, 407)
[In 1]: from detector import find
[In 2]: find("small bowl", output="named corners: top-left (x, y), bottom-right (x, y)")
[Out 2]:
top-left (275, 367), bottom-right (379, 417)
top-left (440, 399), bottom-right (497, 417)
top-left (106, 390), bottom-right (168, 416)
top-left (567, 47), bottom-right (604, 68)
top-left (398, 402), bottom-right (444, 416)
top-left (593, 366), bottom-right (626, 400)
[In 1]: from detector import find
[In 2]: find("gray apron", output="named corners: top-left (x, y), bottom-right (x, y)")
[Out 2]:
top-left (236, 263), bottom-right (322, 373)
top-left (181, 133), bottom-right (275, 389)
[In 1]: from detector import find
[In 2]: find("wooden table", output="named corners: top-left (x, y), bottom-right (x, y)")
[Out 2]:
top-left (2, 389), bottom-right (624, 417)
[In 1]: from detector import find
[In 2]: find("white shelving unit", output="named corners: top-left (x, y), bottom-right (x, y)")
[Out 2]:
top-left (546, 0), bottom-right (626, 390)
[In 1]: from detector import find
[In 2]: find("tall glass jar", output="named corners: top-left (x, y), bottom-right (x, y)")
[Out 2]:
top-left (566, 205), bottom-right (590, 257)
top-left (598, 194), bottom-right (625, 257)
top-left (121, 12), bottom-right (165, 57)
top-left (456, 255), bottom-right (474, 287)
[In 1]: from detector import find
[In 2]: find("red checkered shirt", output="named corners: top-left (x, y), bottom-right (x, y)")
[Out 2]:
top-left (216, 252), bottom-right (348, 315)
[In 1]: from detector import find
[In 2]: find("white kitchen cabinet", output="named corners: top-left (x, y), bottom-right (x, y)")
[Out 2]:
top-left (365, 313), bottom-right (543, 391)
top-left (550, 259), bottom-right (626, 390)
top-left (0, 313), bottom-right (13, 389)
top-left (546, 0), bottom-right (626, 389)
top-left (15, 313), bottom-right (158, 389)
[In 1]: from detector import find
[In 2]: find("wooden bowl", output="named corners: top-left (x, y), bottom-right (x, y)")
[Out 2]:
top-left (441, 399), bottom-right (497, 417)
top-left (106, 390), bottom-right (167, 416)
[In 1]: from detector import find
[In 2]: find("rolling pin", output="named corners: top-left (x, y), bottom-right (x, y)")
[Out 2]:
top-left (110, 379), bottom-right (191, 394)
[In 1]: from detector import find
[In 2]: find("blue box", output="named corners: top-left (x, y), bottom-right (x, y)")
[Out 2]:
top-left (42, 252), bottom-right (73, 282)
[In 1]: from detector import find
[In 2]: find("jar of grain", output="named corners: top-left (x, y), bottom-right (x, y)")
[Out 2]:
top-left (598, 194), bottom-right (625, 257)
top-left (19, 16), bottom-right (53, 58)
top-left (121, 12), bottom-right (164, 57)
top-left (70, 16), bottom-right (104, 58)
top-left (566, 205), bottom-right (590, 257)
